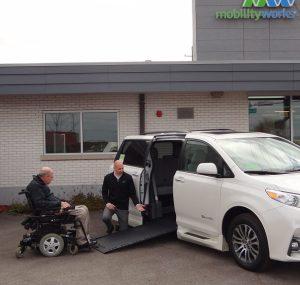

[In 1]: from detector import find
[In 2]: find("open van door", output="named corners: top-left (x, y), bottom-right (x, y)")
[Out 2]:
top-left (115, 139), bottom-right (151, 226)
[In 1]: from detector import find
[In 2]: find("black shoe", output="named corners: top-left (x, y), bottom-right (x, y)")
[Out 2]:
top-left (88, 239), bottom-right (97, 246)
top-left (78, 240), bottom-right (97, 250)
top-left (78, 243), bottom-right (90, 250)
top-left (106, 225), bottom-right (114, 234)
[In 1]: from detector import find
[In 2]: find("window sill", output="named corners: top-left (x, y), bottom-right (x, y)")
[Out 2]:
top-left (40, 153), bottom-right (116, 161)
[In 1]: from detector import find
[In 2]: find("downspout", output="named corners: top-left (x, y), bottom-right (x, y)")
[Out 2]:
top-left (139, 93), bottom-right (145, 135)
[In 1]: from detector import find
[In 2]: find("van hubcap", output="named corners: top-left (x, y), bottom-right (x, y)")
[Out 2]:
top-left (232, 224), bottom-right (259, 264)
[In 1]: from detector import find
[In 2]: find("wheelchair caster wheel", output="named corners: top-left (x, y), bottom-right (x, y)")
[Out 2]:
top-left (16, 246), bottom-right (24, 258)
top-left (39, 233), bottom-right (64, 257)
top-left (68, 244), bottom-right (78, 255)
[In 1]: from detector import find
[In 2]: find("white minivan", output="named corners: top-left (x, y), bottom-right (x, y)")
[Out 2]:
top-left (114, 130), bottom-right (300, 271)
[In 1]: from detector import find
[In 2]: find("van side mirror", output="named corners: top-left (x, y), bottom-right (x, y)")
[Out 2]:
top-left (196, 163), bottom-right (219, 177)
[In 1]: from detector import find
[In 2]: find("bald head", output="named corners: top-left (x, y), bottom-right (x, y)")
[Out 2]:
top-left (114, 160), bottom-right (124, 176)
top-left (39, 167), bottom-right (54, 185)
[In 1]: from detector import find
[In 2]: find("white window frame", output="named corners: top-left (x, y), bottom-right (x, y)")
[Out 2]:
top-left (43, 110), bottom-right (120, 155)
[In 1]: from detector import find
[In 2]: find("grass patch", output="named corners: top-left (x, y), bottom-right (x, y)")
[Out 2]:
top-left (70, 193), bottom-right (105, 211)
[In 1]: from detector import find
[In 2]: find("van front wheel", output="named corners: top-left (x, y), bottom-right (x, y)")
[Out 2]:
top-left (227, 213), bottom-right (270, 272)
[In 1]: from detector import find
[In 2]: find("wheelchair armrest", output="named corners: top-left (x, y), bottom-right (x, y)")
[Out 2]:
top-left (18, 189), bottom-right (27, 195)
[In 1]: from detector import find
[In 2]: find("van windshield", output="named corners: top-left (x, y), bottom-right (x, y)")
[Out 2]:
top-left (218, 137), bottom-right (300, 174)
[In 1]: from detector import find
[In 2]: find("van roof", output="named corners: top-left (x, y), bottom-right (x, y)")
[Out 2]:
top-left (125, 131), bottom-right (187, 140)
top-left (124, 130), bottom-right (278, 141)
top-left (187, 131), bottom-right (277, 140)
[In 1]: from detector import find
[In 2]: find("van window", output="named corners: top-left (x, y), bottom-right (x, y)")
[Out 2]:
top-left (181, 140), bottom-right (232, 177)
top-left (116, 140), bottom-right (149, 167)
top-left (153, 142), bottom-right (173, 159)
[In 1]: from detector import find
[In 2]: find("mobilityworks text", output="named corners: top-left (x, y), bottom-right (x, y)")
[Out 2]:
top-left (216, 8), bottom-right (296, 20)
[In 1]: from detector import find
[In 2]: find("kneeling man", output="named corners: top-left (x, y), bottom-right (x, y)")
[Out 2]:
top-left (102, 160), bottom-right (145, 233)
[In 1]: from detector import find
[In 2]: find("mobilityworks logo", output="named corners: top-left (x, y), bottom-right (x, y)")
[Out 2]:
top-left (242, 0), bottom-right (295, 7)
top-left (216, 0), bottom-right (297, 21)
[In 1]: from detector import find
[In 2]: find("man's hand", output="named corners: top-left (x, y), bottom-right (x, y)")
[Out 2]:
top-left (61, 201), bottom-right (71, 209)
top-left (106, 203), bottom-right (116, 211)
top-left (136, 204), bottom-right (145, 212)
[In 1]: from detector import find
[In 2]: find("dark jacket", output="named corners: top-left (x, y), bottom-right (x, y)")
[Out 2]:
top-left (102, 172), bottom-right (139, 210)
top-left (26, 175), bottom-right (61, 211)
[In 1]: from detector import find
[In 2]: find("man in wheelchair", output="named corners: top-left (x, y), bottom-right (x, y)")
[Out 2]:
top-left (16, 167), bottom-right (96, 258)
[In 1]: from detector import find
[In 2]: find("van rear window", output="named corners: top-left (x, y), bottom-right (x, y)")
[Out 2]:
top-left (116, 140), bottom-right (149, 167)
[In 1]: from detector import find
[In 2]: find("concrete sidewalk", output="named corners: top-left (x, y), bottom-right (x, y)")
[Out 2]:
top-left (0, 212), bottom-right (299, 285)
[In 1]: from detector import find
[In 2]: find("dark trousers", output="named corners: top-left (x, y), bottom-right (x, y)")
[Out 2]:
top-left (102, 207), bottom-right (129, 231)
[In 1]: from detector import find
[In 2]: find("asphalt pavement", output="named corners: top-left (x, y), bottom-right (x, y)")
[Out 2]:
top-left (0, 212), bottom-right (299, 285)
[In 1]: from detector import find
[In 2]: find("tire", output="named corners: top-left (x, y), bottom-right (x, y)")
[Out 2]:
top-left (67, 244), bottom-right (78, 255)
top-left (39, 233), bottom-right (64, 257)
top-left (227, 213), bottom-right (270, 272)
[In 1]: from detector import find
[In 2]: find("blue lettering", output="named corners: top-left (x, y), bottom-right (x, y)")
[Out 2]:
top-left (261, 10), bottom-right (273, 18)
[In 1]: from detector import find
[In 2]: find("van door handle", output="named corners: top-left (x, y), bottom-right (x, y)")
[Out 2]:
top-left (175, 177), bottom-right (185, 183)
top-left (132, 172), bottom-right (139, 176)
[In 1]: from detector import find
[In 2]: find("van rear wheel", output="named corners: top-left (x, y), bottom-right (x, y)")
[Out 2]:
top-left (227, 213), bottom-right (270, 272)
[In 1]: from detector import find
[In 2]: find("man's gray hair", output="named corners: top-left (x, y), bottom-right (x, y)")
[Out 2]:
top-left (39, 166), bottom-right (53, 177)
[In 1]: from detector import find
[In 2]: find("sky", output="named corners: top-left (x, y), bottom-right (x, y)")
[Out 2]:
top-left (0, 0), bottom-right (193, 64)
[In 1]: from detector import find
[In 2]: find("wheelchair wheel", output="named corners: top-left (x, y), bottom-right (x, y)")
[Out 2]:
top-left (39, 233), bottom-right (64, 257)
top-left (67, 244), bottom-right (78, 255)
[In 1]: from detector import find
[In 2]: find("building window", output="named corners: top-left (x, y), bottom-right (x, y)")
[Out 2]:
top-left (45, 111), bottom-right (118, 154)
top-left (249, 97), bottom-right (291, 140)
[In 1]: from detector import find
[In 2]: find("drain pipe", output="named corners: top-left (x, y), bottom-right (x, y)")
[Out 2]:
top-left (139, 93), bottom-right (145, 135)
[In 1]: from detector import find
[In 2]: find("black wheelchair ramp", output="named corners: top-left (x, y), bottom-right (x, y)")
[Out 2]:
top-left (95, 216), bottom-right (177, 253)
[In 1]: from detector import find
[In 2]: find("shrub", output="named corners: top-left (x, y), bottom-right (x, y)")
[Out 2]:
top-left (8, 203), bottom-right (31, 215)
top-left (70, 192), bottom-right (104, 211)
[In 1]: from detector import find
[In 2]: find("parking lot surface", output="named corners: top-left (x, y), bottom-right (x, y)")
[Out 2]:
top-left (0, 212), bottom-right (299, 285)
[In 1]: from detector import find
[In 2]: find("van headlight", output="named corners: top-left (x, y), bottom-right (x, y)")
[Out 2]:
top-left (266, 189), bottom-right (300, 208)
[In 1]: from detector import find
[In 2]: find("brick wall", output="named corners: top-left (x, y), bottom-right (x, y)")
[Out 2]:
top-left (145, 92), bottom-right (249, 133)
top-left (0, 93), bottom-right (140, 203)
top-left (0, 92), bottom-right (249, 203)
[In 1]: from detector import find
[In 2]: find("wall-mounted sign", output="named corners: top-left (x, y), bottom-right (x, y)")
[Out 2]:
top-left (216, 0), bottom-right (297, 20)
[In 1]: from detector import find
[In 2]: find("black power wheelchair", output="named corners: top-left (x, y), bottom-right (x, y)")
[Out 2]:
top-left (16, 189), bottom-right (92, 258)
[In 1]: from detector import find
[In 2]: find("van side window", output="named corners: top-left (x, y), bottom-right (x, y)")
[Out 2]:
top-left (181, 140), bottom-right (233, 177)
top-left (116, 140), bottom-right (149, 167)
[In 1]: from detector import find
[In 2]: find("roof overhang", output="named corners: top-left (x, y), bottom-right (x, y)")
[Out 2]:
top-left (0, 61), bottom-right (300, 95)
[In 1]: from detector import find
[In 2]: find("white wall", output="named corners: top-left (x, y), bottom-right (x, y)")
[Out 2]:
top-left (145, 92), bottom-right (249, 133)
top-left (0, 92), bottom-right (249, 204)
top-left (0, 93), bottom-right (139, 203)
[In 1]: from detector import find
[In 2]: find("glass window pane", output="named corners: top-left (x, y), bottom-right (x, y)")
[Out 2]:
top-left (153, 142), bottom-right (173, 159)
top-left (82, 112), bottom-right (118, 153)
top-left (45, 113), bottom-right (80, 153)
top-left (249, 97), bottom-right (291, 140)
top-left (182, 141), bottom-right (220, 173)
top-left (118, 140), bottom-right (149, 167)
top-left (293, 96), bottom-right (300, 145)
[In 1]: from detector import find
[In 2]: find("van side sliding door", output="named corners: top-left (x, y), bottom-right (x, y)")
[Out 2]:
top-left (116, 140), bottom-right (150, 226)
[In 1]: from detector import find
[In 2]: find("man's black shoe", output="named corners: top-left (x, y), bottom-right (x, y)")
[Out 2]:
top-left (78, 240), bottom-right (97, 250)
top-left (78, 243), bottom-right (90, 250)
top-left (88, 239), bottom-right (97, 246)
top-left (106, 225), bottom-right (114, 234)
